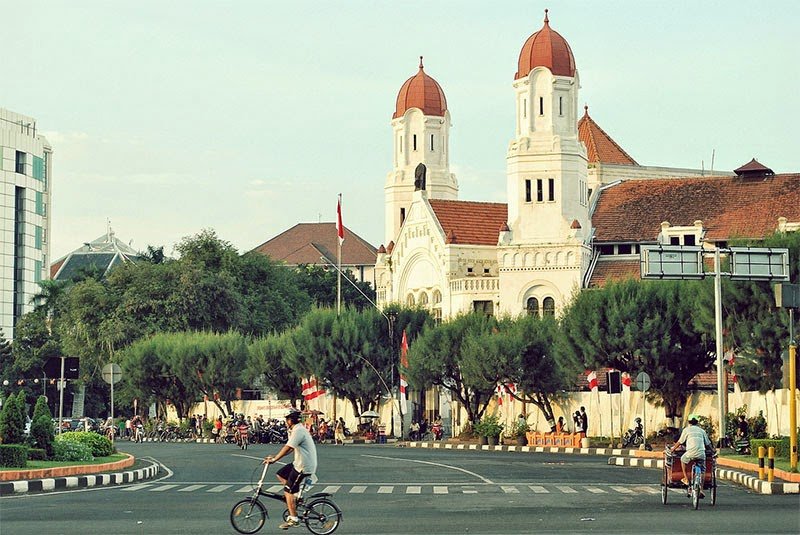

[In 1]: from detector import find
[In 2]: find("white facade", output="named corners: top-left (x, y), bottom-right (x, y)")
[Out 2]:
top-left (0, 108), bottom-right (52, 339)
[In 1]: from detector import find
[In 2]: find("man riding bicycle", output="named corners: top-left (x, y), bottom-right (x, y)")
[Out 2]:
top-left (263, 410), bottom-right (318, 530)
top-left (670, 414), bottom-right (713, 492)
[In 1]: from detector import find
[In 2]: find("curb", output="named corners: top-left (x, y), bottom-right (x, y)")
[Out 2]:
top-left (408, 441), bottom-right (630, 456)
top-left (0, 458), bottom-right (160, 496)
top-left (607, 456), bottom-right (799, 495)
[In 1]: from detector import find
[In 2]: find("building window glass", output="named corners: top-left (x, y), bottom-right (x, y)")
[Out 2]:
top-left (526, 297), bottom-right (539, 316)
top-left (559, 96), bottom-right (563, 116)
top-left (34, 225), bottom-right (43, 250)
top-left (473, 300), bottom-right (494, 316)
top-left (432, 290), bottom-right (442, 305)
top-left (548, 178), bottom-right (555, 201)
top-left (599, 244), bottom-right (614, 255)
top-left (684, 234), bottom-right (696, 246)
top-left (536, 179), bottom-right (543, 202)
top-left (34, 260), bottom-right (42, 283)
top-left (419, 292), bottom-right (429, 308)
top-left (523, 98), bottom-right (527, 119)
top-left (525, 179), bottom-right (532, 202)
top-left (539, 96), bottom-right (544, 115)
top-left (413, 134), bottom-right (417, 151)
top-left (430, 134), bottom-right (434, 151)
top-left (33, 156), bottom-right (45, 181)
top-left (35, 191), bottom-right (46, 215)
top-left (617, 244), bottom-right (632, 255)
top-left (400, 208), bottom-right (406, 225)
top-left (406, 294), bottom-right (415, 306)
top-left (670, 236), bottom-right (680, 245)
top-left (543, 297), bottom-right (555, 316)
top-left (16, 151), bottom-right (26, 175)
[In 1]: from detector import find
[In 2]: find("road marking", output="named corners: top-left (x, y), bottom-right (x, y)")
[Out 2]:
top-left (433, 486), bottom-right (448, 494)
top-left (237, 485), bottom-right (255, 493)
top-left (178, 485), bottom-right (205, 492)
top-left (611, 486), bottom-right (634, 494)
top-left (150, 484), bottom-right (178, 492)
top-left (528, 485), bottom-right (549, 493)
top-left (406, 486), bottom-right (421, 494)
top-left (555, 485), bottom-right (578, 494)
top-left (501, 486), bottom-right (519, 493)
top-left (267, 485), bottom-right (283, 493)
top-left (584, 487), bottom-right (606, 493)
top-left (461, 486), bottom-right (478, 494)
top-left (207, 485), bottom-right (233, 493)
top-left (363, 454), bottom-right (494, 484)
top-left (321, 485), bottom-right (340, 494)
top-left (633, 486), bottom-right (660, 494)
top-left (377, 486), bottom-right (394, 494)
top-left (349, 486), bottom-right (367, 493)
top-left (121, 484), bottom-right (152, 491)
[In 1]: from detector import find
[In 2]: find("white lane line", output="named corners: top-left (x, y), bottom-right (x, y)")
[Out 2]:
top-left (528, 485), bottom-right (549, 493)
top-left (462, 487), bottom-right (478, 494)
top-left (321, 485), bottom-right (340, 494)
top-left (121, 484), bottom-right (152, 491)
top-left (585, 487), bottom-right (606, 494)
top-left (377, 486), bottom-right (394, 494)
top-left (349, 486), bottom-right (367, 494)
top-left (207, 485), bottom-right (233, 493)
top-left (633, 486), bottom-right (660, 494)
top-left (363, 454), bottom-right (494, 484)
top-left (433, 486), bottom-right (448, 494)
top-left (178, 485), bottom-right (206, 492)
top-left (501, 486), bottom-right (519, 493)
top-left (611, 486), bottom-right (634, 494)
top-left (150, 484), bottom-right (178, 492)
top-left (556, 485), bottom-right (578, 494)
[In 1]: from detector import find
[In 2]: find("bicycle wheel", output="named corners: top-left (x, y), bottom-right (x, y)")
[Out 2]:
top-left (710, 472), bottom-right (717, 506)
top-left (304, 498), bottom-right (342, 535)
top-left (691, 470), bottom-right (701, 510)
top-left (660, 466), bottom-right (668, 505)
top-left (230, 498), bottom-right (267, 534)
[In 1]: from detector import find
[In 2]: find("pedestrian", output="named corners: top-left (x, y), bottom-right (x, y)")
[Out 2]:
top-left (263, 410), bottom-right (318, 530)
top-left (580, 406), bottom-right (588, 435)
top-left (125, 417), bottom-right (132, 439)
top-left (335, 417), bottom-right (346, 445)
top-left (573, 411), bottom-right (584, 434)
top-left (736, 414), bottom-right (748, 439)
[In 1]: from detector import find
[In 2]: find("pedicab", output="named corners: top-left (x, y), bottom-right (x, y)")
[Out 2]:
top-left (661, 445), bottom-right (717, 509)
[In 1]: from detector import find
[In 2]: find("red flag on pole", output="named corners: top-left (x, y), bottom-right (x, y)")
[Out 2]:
top-left (399, 331), bottom-right (409, 413)
top-left (621, 372), bottom-right (632, 392)
top-left (302, 376), bottom-right (325, 402)
top-left (587, 371), bottom-right (598, 392)
top-left (336, 194), bottom-right (345, 245)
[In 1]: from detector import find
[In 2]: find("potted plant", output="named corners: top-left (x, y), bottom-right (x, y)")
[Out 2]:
top-left (476, 415), bottom-right (504, 446)
top-left (508, 420), bottom-right (529, 446)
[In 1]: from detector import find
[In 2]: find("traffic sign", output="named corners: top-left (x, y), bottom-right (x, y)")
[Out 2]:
top-left (635, 372), bottom-right (651, 392)
top-left (102, 363), bottom-right (123, 385)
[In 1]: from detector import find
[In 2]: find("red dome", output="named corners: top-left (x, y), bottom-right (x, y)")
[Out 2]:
top-left (393, 57), bottom-right (448, 119)
top-left (515, 10), bottom-right (576, 79)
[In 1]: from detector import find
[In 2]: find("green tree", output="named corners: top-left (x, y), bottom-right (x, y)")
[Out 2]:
top-left (406, 313), bottom-right (500, 429)
top-left (30, 395), bottom-right (54, 457)
top-left (295, 264), bottom-right (376, 311)
top-left (247, 333), bottom-right (304, 407)
top-left (0, 391), bottom-right (27, 444)
top-left (560, 279), bottom-right (715, 419)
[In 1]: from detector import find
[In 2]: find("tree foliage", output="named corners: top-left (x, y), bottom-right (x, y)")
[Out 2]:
top-left (0, 391), bottom-right (27, 444)
top-left (295, 264), bottom-right (376, 311)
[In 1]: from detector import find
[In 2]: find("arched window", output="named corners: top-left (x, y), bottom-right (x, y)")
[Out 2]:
top-left (432, 289), bottom-right (442, 305)
top-left (419, 292), bottom-right (429, 307)
top-left (406, 294), bottom-right (415, 306)
top-left (526, 297), bottom-right (539, 316)
top-left (543, 297), bottom-right (555, 316)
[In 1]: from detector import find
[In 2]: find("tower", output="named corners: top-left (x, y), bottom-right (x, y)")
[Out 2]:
top-left (385, 57), bottom-right (458, 245)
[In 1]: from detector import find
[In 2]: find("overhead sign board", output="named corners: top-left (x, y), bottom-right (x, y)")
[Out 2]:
top-left (640, 245), bottom-right (704, 279)
top-left (730, 247), bottom-right (790, 281)
top-left (775, 283), bottom-right (800, 308)
top-left (42, 357), bottom-right (80, 379)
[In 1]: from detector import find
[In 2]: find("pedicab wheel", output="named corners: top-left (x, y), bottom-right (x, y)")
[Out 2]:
top-left (304, 498), bottom-right (342, 535)
top-left (691, 472), bottom-right (701, 510)
top-left (660, 465), bottom-right (669, 504)
top-left (230, 498), bottom-right (267, 534)
top-left (710, 474), bottom-right (717, 506)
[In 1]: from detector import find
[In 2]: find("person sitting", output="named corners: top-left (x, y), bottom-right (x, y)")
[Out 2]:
top-left (556, 416), bottom-right (566, 433)
top-left (670, 414), bottom-right (714, 493)
top-left (409, 420), bottom-right (420, 440)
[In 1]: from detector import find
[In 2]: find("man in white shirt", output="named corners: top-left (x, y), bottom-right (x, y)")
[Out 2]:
top-left (671, 414), bottom-right (713, 487)
top-left (264, 410), bottom-right (318, 529)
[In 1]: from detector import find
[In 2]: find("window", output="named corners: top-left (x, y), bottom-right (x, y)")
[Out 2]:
top-left (539, 96), bottom-right (544, 115)
top-left (473, 300), bottom-right (494, 316)
top-left (526, 297), bottom-right (539, 316)
top-left (34, 225), bottom-right (43, 250)
top-left (670, 236), bottom-right (680, 245)
top-left (617, 244), bottom-right (632, 255)
top-left (559, 96), bottom-right (563, 116)
top-left (684, 234), bottom-right (696, 246)
top-left (525, 179), bottom-right (532, 202)
top-left (599, 244), bottom-right (614, 255)
top-left (523, 98), bottom-right (527, 119)
top-left (543, 297), bottom-right (555, 316)
top-left (413, 134), bottom-right (417, 151)
top-left (430, 134), bottom-right (434, 151)
top-left (419, 292), bottom-right (429, 307)
top-left (536, 179), bottom-right (543, 202)
top-left (548, 178), bottom-right (555, 201)
top-left (15, 151), bottom-right (26, 174)
top-left (466, 267), bottom-right (474, 274)
top-left (406, 294), bottom-right (415, 306)
top-left (35, 191), bottom-right (46, 216)
top-left (34, 260), bottom-right (42, 283)
top-left (33, 156), bottom-right (45, 181)
top-left (400, 208), bottom-right (406, 225)
top-left (483, 267), bottom-right (490, 275)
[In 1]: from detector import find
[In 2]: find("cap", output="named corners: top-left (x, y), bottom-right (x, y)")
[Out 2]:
top-left (286, 410), bottom-right (302, 423)
top-left (688, 414), bottom-right (699, 424)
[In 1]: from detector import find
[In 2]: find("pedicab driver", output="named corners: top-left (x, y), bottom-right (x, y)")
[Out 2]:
top-left (670, 414), bottom-right (714, 488)
top-left (263, 410), bottom-right (318, 529)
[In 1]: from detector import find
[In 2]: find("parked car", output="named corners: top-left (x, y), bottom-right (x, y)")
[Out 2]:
top-left (52, 417), bottom-right (100, 433)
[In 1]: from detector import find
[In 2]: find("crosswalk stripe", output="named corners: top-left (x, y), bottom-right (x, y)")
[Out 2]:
top-left (150, 484), bottom-right (178, 492)
top-left (237, 485), bottom-right (255, 493)
top-left (461, 487), bottom-right (478, 494)
top-left (178, 485), bottom-right (205, 492)
top-left (377, 486), bottom-right (393, 494)
top-left (349, 486), bottom-right (367, 494)
top-left (633, 486), bottom-right (660, 494)
top-left (501, 486), bottom-right (519, 493)
top-left (406, 486), bottom-right (421, 494)
top-left (267, 485), bottom-right (283, 493)
top-left (207, 485), bottom-right (233, 493)
top-left (556, 485), bottom-right (578, 494)
top-left (121, 484), bottom-right (151, 491)
top-left (433, 486), bottom-right (448, 494)
top-left (585, 487), bottom-right (606, 494)
top-left (321, 485), bottom-right (340, 494)
top-left (611, 486), bottom-right (634, 494)
top-left (528, 485), bottom-right (549, 493)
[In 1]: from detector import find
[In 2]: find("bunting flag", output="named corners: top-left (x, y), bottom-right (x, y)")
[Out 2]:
top-left (336, 194), bottom-right (345, 245)
top-left (399, 331), bottom-right (409, 414)
top-left (495, 384), bottom-right (505, 406)
top-left (495, 383), bottom-right (516, 407)
top-left (621, 372), bottom-right (632, 392)
top-left (302, 376), bottom-right (325, 402)
top-left (587, 371), bottom-right (598, 392)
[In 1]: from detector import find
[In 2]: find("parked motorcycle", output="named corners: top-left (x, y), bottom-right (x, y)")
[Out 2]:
top-left (622, 418), bottom-right (651, 450)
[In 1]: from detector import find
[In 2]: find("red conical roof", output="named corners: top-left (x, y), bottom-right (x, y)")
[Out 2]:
top-left (516, 9), bottom-right (576, 79)
top-left (393, 56), bottom-right (448, 119)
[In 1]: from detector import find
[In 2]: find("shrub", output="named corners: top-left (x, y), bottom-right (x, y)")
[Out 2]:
top-left (0, 391), bottom-right (27, 445)
top-left (474, 415), bottom-right (503, 438)
top-left (28, 447), bottom-right (47, 460)
top-left (52, 439), bottom-right (93, 462)
top-left (0, 444), bottom-right (28, 467)
top-left (56, 431), bottom-right (113, 457)
top-left (30, 414), bottom-right (55, 458)
top-left (751, 437), bottom-right (791, 459)
top-left (695, 415), bottom-right (716, 444)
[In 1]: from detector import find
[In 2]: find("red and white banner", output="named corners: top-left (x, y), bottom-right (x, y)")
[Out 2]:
top-left (302, 376), bottom-right (325, 402)
top-left (336, 194), bottom-right (345, 245)
top-left (587, 371), bottom-right (598, 392)
top-left (495, 383), bottom-right (516, 406)
top-left (399, 331), bottom-right (409, 414)
top-left (621, 372), bottom-right (632, 392)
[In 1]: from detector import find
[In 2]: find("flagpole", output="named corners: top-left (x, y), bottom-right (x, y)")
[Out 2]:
top-left (337, 193), bottom-right (343, 316)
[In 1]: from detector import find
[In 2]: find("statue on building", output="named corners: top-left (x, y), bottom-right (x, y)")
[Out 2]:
top-left (414, 163), bottom-right (427, 191)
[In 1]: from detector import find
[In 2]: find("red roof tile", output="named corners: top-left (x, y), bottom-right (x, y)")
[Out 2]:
top-left (516, 10), bottom-right (576, 79)
top-left (578, 106), bottom-right (637, 165)
top-left (429, 199), bottom-right (508, 246)
top-left (592, 174), bottom-right (800, 242)
top-left (587, 259), bottom-right (641, 287)
top-left (393, 57), bottom-right (447, 119)
top-left (251, 223), bottom-right (376, 266)
top-left (733, 158), bottom-right (774, 177)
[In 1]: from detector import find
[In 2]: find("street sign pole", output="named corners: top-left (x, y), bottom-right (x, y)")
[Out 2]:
top-left (714, 249), bottom-right (727, 446)
top-left (790, 308), bottom-right (797, 470)
top-left (57, 356), bottom-right (65, 435)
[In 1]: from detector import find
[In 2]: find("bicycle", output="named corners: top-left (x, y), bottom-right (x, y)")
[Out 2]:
top-left (230, 463), bottom-right (342, 534)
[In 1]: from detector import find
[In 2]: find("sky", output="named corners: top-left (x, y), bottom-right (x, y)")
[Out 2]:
top-left (5, 1), bottom-right (798, 261)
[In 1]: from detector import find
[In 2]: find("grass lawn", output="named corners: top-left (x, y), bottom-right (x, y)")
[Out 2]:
top-left (0, 453), bottom-right (128, 472)
top-left (719, 453), bottom-right (796, 473)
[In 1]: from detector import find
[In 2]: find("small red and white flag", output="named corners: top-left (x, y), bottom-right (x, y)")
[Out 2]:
top-left (399, 331), bottom-right (409, 414)
top-left (621, 372), bottom-right (632, 392)
top-left (302, 376), bottom-right (325, 402)
top-left (495, 384), bottom-right (504, 406)
top-left (587, 371), bottom-right (598, 392)
top-left (336, 194), bottom-right (345, 245)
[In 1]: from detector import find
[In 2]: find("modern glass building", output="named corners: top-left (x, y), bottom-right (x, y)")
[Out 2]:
top-left (0, 108), bottom-right (52, 339)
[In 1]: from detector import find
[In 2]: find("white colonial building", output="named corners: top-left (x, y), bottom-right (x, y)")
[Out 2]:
top-left (0, 108), bottom-right (52, 339)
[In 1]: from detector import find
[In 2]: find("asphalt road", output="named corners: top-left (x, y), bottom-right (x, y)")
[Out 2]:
top-left (1, 441), bottom-right (798, 534)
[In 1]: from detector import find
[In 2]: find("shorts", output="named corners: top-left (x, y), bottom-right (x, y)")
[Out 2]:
top-left (680, 452), bottom-right (704, 466)
top-left (277, 463), bottom-right (306, 494)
